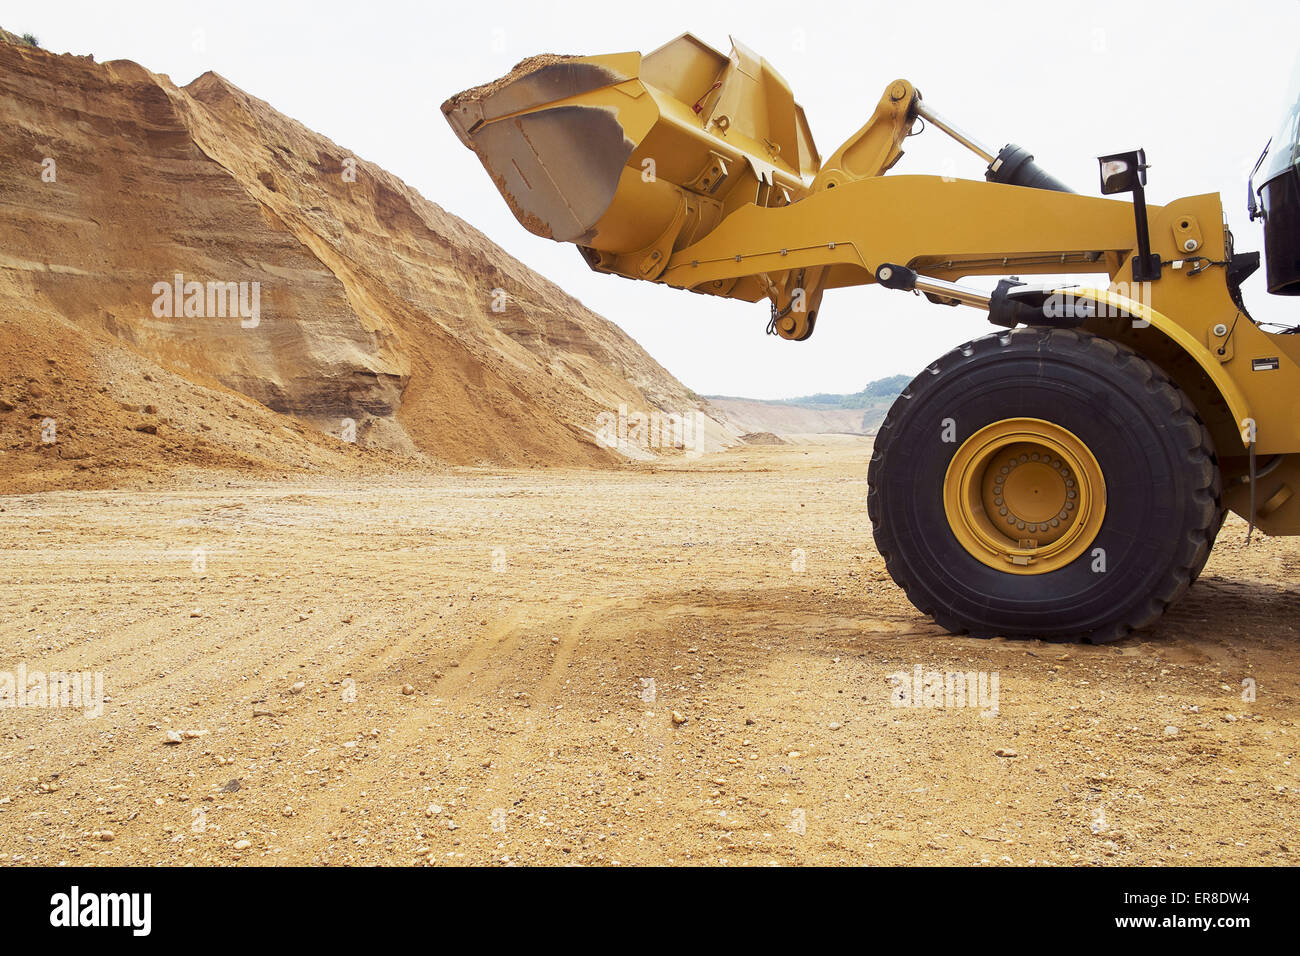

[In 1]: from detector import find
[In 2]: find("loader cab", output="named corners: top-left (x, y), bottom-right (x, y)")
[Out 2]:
top-left (1257, 57), bottom-right (1300, 295)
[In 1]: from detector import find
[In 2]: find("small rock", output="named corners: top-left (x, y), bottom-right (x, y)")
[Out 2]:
top-left (671, 711), bottom-right (686, 726)
top-left (401, 684), bottom-right (415, 696)
top-left (828, 721), bottom-right (842, 731)
top-left (290, 681), bottom-right (305, 695)
top-left (164, 730), bottom-right (183, 745)
top-left (995, 748), bottom-right (1018, 758)
top-left (92, 830), bottom-right (115, 842)
top-left (233, 839), bottom-right (251, 851)
top-left (1163, 725), bottom-right (1179, 736)
top-left (190, 608), bottom-right (201, 618)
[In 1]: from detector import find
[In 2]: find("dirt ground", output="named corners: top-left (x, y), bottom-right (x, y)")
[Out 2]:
top-left (1, 440), bottom-right (1298, 866)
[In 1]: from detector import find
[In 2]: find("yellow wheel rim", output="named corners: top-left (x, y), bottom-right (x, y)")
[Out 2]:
top-left (943, 417), bottom-right (1106, 575)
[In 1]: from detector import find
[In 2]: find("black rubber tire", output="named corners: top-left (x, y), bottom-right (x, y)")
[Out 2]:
top-left (867, 327), bottom-right (1221, 643)
top-left (1190, 502), bottom-right (1226, 585)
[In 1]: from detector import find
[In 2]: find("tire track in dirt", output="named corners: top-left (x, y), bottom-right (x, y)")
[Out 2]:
top-left (269, 606), bottom-right (537, 861)
top-left (0, 491), bottom-right (530, 863)
top-left (413, 601), bottom-right (615, 861)
top-left (275, 599), bottom-right (630, 863)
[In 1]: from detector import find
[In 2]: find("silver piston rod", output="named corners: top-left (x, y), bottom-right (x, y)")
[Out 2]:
top-left (914, 99), bottom-right (1075, 193)
top-left (876, 264), bottom-right (992, 309)
top-left (914, 100), bottom-right (997, 165)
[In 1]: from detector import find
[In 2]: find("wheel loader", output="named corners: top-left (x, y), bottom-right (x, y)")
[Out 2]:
top-left (443, 34), bottom-right (1300, 642)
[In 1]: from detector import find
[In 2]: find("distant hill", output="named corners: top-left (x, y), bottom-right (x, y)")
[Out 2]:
top-left (706, 374), bottom-right (909, 436)
top-left (761, 374), bottom-right (912, 409)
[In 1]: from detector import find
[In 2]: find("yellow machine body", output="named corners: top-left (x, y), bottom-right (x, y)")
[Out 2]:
top-left (444, 34), bottom-right (1300, 536)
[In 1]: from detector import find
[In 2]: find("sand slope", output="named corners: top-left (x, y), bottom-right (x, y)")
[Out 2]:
top-left (0, 38), bottom-right (728, 490)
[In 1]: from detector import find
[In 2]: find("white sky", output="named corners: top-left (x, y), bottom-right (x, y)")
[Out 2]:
top-left (11, 0), bottom-right (1300, 398)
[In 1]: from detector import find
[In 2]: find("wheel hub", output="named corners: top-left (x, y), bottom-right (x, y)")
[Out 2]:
top-left (944, 418), bottom-right (1105, 574)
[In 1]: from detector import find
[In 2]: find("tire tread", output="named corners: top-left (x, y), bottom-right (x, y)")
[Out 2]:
top-left (867, 327), bottom-right (1221, 643)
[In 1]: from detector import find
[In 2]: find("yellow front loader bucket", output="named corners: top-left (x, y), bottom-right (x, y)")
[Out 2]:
top-left (442, 34), bottom-right (820, 282)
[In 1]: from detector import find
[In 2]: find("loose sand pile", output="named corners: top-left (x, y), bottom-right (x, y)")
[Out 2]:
top-left (0, 37), bottom-right (729, 491)
top-left (441, 53), bottom-right (578, 112)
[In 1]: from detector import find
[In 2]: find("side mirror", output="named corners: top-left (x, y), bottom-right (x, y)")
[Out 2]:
top-left (1247, 139), bottom-right (1272, 222)
top-left (1098, 149), bottom-right (1147, 195)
